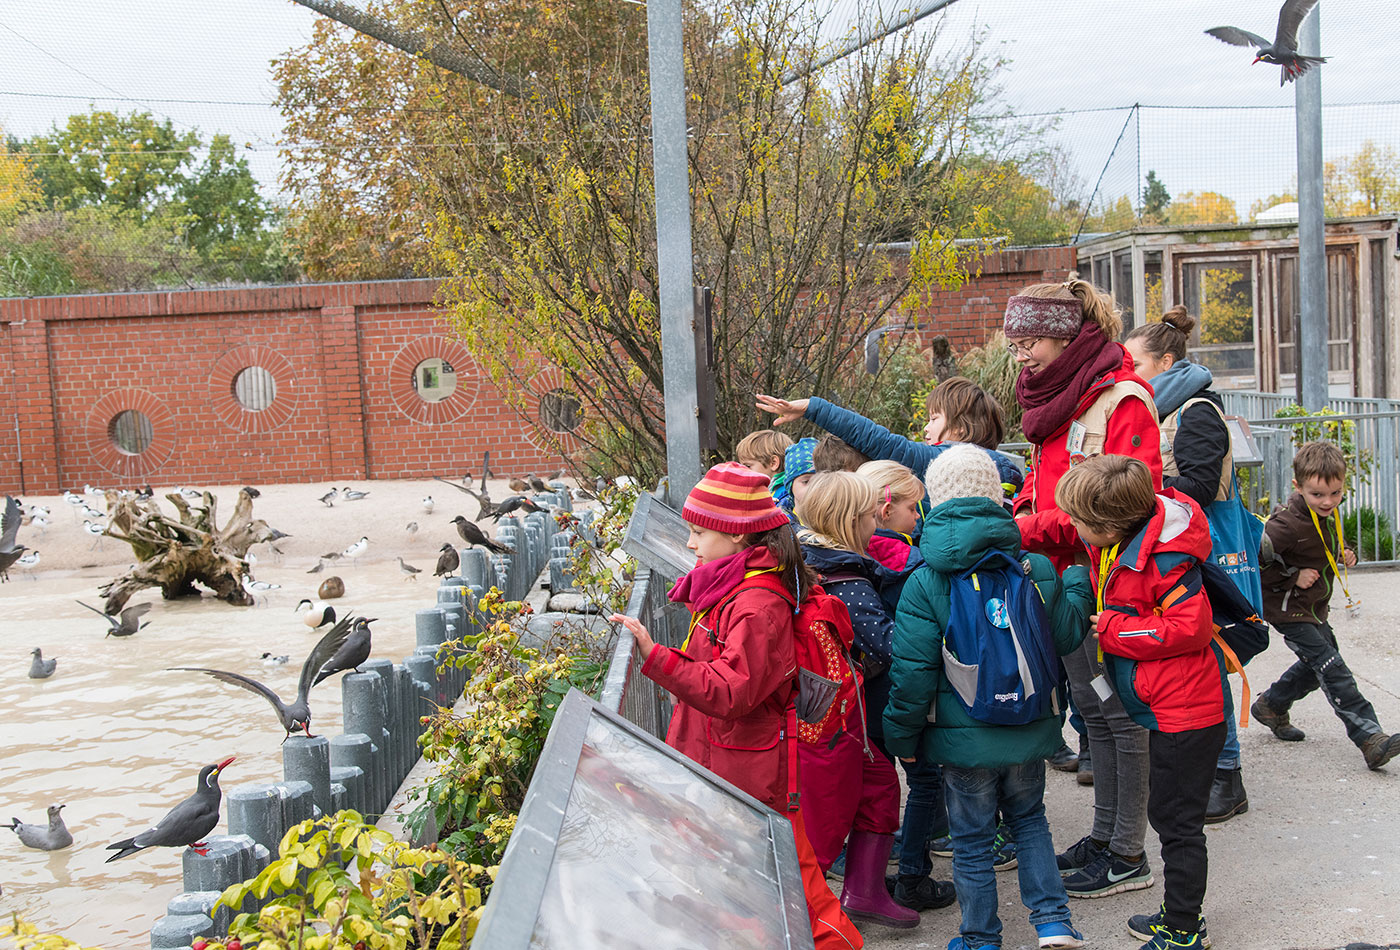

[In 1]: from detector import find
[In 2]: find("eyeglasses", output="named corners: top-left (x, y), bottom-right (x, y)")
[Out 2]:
top-left (1005, 337), bottom-right (1043, 357)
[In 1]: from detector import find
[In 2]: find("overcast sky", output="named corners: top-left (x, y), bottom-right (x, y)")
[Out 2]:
top-left (1, 0), bottom-right (1396, 211)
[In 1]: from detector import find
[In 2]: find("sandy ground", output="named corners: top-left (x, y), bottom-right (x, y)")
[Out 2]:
top-left (0, 476), bottom-right (570, 948)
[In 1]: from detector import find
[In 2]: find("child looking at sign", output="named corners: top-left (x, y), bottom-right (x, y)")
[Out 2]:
top-left (1251, 441), bottom-right (1400, 770)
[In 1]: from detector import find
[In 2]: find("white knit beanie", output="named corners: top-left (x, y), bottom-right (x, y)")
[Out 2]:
top-left (924, 444), bottom-right (1004, 510)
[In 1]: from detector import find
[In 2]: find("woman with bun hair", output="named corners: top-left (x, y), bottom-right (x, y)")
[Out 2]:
top-left (1123, 306), bottom-right (1254, 826)
top-left (1004, 275), bottom-right (1163, 902)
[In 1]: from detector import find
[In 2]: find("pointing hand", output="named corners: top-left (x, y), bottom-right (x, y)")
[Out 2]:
top-left (755, 394), bottom-right (809, 425)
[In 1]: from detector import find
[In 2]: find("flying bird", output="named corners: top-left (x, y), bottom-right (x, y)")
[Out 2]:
top-left (6, 804), bottom-right (72, 851)
top-left (0, 496), bottom-right (28, 580)
top-left (169, 616), bottom-right (357, 740)
top-left (310, 616), bottom-right (375, 687)
top-left (451, 515), bottom-right (514, 554)
top-left (432, 477), bottom-right (497, 520)
top-left (1206, 0), bottom-right (1326, 85)
top-left (295, 598), bottom-right (337, 629)
top-left (28, 647), bottom-right (56, 679)
top-left (77, 600), bottom-right (152, 637)
top-left (105, 758), bottom-right (233, 861)
top-left (434, 543), bottom-right (460, 578)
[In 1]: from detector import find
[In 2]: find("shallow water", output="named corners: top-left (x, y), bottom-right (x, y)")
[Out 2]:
top-left (0, 559), bottom-right (435, 948)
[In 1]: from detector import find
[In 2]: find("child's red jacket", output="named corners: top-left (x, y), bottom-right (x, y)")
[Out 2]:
top-left (641, 553), bottom-right (798, 812)
top-left (1024, 489), bottom-right (1224, 733)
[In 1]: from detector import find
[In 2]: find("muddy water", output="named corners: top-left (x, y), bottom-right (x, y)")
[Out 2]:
top-left (0, 559), bottom-right (436, 948)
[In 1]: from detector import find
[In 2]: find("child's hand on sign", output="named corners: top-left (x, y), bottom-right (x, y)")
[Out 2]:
top-left (1295, 568), bottom-right (1321, 589)
top-left (609, 614), bottom-right (657, 659)
top-left (1344, 548), bottom-right (1357, 567)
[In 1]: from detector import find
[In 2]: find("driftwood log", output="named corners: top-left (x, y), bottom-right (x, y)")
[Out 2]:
top-left (99, 487), bottom-right (276, 613)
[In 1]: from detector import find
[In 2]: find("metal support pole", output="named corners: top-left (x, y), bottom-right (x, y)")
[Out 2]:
top-left (1295, 6), bottom-right (1327, 410)
top-left (647, 0), bottom-right (703, 501)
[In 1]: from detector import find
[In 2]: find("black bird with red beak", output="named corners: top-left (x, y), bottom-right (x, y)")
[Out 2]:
top-left (105, 757), bottom-right (234, 861)
top-left (1206, 0), bottom-right (1327, 85)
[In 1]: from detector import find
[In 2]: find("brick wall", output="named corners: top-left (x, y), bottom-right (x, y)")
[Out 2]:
top-left (0, 246), bottom-right (1074, 494)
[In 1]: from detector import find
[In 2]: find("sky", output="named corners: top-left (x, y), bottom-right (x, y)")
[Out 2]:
top-left (1, 0), bottom-right (1397, 213)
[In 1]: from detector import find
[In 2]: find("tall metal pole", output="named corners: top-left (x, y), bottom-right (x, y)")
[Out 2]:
top-left (1295, 6), bottom-right (1327, 410)
top-left (647, 0), bottom-right (704, 501)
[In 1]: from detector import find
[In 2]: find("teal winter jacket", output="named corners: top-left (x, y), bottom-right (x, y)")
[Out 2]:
top-left (882, 497), bottom-right (1093, 768)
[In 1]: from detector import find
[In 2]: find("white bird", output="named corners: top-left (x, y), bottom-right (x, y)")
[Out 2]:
top-left (318, 489), bottom-right (338, 507)
top-left (82, 521), bottom-right (105, 549)
top-left (405, 521), bottom-right (419, 537)
top-left (29, 516), bottom-right (48, 533)
top-left (80, 505), bottom-right (105, 520)
top-left (295, 599), bottom-right (337, 629)
top-left (260, 652), bottom-right (290, 666)
top-left (17, 551), bottom-right (39, 575)
top-left (84, 484), bottom-right (104, 498)
top-left (242, 575), bottom-right (280, 606)
top-left (27, 505), bottom-right (50, 517)
top-left (63, 492), bottom-right (84, 521)
top-left (342, 487), bottom-right (370, 501)
top-left (246, 552), bottom-right (258, 568)
top-left (341, 537), bottom-right (368, 566)
top-left (178, 487), bottom-right (204, 502)
top-left (421, 495), bottom-right (435, 514)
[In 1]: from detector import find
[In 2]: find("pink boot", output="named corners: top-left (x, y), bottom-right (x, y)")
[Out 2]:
top-left (839, 831), bottom-right (920, 929)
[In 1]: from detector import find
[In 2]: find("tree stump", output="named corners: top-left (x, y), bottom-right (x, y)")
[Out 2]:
top-left (99, 487), bottom-right (277, 613)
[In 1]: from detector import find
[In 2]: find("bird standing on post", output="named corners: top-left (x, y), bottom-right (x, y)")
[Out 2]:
top-left (169, 615), bottom-right (357, 741)
top-left (450, 515), bottom-right (514, 554)
top-left (310, 616), bottom-right (375, 686)
top-left (434, 543), bottom-right (460, 578)
top-left (6, 804), bottom-right (73, 851)
top-left (28, 647), bottom-right (56, 679)
top-left (1206, 0), bottom-right (1326, 84)
top-left (105, 758), bottom-right (233, 861)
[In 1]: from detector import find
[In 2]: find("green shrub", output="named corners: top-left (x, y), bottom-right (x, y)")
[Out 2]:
top-left (1342, 506), bottom-right (1395, 562)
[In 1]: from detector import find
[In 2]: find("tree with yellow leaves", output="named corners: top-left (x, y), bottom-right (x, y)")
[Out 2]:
top-left (0, 131), bottom-right (42, 227)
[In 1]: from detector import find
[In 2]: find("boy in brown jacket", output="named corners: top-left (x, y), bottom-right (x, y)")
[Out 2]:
top-left (1251, 441), bottom-right (1400, 770)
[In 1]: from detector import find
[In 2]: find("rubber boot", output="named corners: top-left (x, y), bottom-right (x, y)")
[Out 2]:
top-left (839, 831), bottom-right (920, 928)
top-left (1204, 768), bottom-right (1248, 824)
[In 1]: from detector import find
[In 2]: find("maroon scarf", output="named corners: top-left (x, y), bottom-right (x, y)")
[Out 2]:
top-left (1016, 322), bottom-right (1127, 444)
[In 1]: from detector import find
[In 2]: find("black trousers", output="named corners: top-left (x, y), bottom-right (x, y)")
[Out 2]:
top-left (1147, 721), bottom-right (1226, 932)
top-left (1262, 620), bottom-right (1383, 747)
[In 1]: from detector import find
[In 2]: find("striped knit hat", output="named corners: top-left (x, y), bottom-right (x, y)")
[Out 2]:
top-left (683, 462), bottom-right (790, 534)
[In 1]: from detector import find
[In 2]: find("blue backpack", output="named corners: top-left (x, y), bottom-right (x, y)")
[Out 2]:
top-left (942, 550), bottom-right (1059, 725)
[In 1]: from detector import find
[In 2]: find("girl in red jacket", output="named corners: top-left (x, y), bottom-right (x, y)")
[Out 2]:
top-left (1052, 456), bottom-right (1224, 950)
top-left (611, 462), bottom-right (864, 950)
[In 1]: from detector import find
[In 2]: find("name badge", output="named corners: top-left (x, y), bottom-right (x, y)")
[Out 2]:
top-left (1067, 420), bottom-right (1088, 465)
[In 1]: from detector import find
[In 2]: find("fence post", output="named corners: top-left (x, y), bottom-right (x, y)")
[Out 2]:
top-left (329, 734), bottom-right (374, 817)
top-left (342, 671), bottom-right (390, 814)
top-left (226, 785), bottom-right (286, 857)
top-left (283, 736), bottom-right (332, 816)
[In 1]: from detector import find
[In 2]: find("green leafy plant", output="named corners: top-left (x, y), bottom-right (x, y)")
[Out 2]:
top-left (560, 481), bottom-right (639, 617)
top-left (1272, 404), bottom-right (1374, 490)
top-left (1342, 506), bottom-right (1395, 562)
top-left (207, 812), bottom-right (490, 950)
top-left (0, 918), bottom-right (99, 950)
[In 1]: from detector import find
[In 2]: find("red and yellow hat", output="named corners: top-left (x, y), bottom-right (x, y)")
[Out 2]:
top-left (682, 462), bottom-right (789, 534)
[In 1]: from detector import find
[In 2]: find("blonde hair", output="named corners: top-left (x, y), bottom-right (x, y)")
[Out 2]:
top-left (856, 460), bottom-right (925, 506)
top-left (1018, 274), bottom-right (1123, 340)
top-left (795, 471), bottom-right (878, 553)
top-left (1055, 455), bottom-right (1156, 537)
top-left (736, 429), bottom-right (794, 468)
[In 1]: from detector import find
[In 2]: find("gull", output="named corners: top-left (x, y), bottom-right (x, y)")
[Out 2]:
top-left (29, 647), bottom-right (57, 678)
top-left (6, 804), bottom-right (72, 851)
top-left (451, 515), bottom-right (513, 554)
top-left (77, 600), bottom-right (152, 637)
top-left (434, 543), bottom-right (460, 577)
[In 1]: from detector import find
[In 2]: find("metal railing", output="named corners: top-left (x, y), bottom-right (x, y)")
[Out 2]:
top-left (600, 567), bottom-right (682, 739)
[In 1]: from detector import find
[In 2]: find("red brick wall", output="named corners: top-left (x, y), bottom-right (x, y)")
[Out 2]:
top-left (0, 247), bottom-right (1074, 494)
top-left (0, 281), bottom-right (573, 494)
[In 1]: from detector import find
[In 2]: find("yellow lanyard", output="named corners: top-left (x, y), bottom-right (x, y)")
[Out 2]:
top-left (680, 567), bottom-right (779, 652)
top-left (1095, 542), bottom-right (1120, 663)
top-left (1308, 507), bottom-right (1350, 601)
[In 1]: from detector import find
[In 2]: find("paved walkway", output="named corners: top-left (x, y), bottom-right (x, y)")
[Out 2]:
top-left (862, 570), bottom-right (1400, 950)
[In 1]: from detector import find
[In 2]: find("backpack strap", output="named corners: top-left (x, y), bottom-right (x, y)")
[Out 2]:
top-left (1163, 396), bottom-right (1234, 502)
top-left (1211, 632), bottom-right (1250, 728)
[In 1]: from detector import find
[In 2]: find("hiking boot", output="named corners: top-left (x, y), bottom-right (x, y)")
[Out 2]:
top-left (890, 873), bottom-right (957, 911)
top-left (1048, 742), bottom-right (1080, 772)
top-left (1056, 835), bottom-right (1106, 875)
top-left (1251, 697), bottom-right (1305, 741)
top-left (991, 823), bottom-right (1017, 871)
top-left (1362, 732), bottom-right (1400, 770)
top-left (1204, 768), bottom-right (1248, 824)
top-left (1076, 739), bottom-right (1094, 785)
top-left (929, 834), bottom-right (955, 858)
top-left (1036, 921), bottom-right (1086, 949)
top-left (1128, 905), bottom-right (1211, 949)
top-left (1063, 850), bottom-right (1153, 898)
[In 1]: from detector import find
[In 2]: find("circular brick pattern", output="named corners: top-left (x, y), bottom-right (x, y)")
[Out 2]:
top-left (388, 338), bottom-right (481, 425)
top-left (209, 345), bottom-right (299, 434)
top-left (522, 368), bottom-right (584, 456)
top-left (85, 389), bottom-right (177, 480)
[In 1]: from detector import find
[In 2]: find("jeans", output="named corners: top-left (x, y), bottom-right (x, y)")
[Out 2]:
top-left (1148, 722), bottom-right (1226, 931)
top-left (1262, 620), bottom-right (1384, 747)
top-left (945, 760), bottom-right (1072, 949)
top-left (1217, 679), bottom-right (1240, 770)
top-left (896, 754), bottom-right (948, 878)
top-left (1063, 639), bottom-right (1150, 856)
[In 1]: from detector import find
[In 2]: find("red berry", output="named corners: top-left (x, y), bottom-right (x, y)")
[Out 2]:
top-left (226, 941), bottom-right (242, 950)
top-left (191, 942), bottom-right (207, 950)
top-left (356, 943), bottom-right (367, 950)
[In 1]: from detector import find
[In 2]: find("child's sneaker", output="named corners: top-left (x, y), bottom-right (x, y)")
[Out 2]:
top-left (1062, 850), bottom-right (1153, 898)
top-left (1128, 905), bottom-right (1211, 949)
top-left (991, 823), bottom-right (1017, 871)
top-left (826, 848), bottom-right (846, 880)
top-left (890, 873), bottom-right (957, 911)
top-left (1056, 835), bottom-right (1105, 875)
top-left (1132, 920), bottom-right (1207, 950)
top-left (1036, 921), bottom-right (1085, 949)
top-left (929, 834), bottom-right (955, 857)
